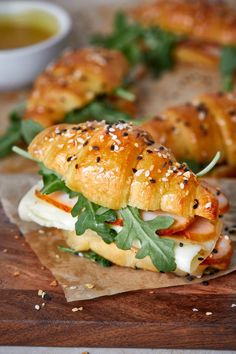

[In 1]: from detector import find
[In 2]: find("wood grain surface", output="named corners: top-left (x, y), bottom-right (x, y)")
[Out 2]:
top-left (0, 204), bottom-right (236, 349)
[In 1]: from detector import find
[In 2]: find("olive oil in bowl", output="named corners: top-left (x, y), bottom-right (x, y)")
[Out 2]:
top-left (0, 9), bottom-right (59, 50)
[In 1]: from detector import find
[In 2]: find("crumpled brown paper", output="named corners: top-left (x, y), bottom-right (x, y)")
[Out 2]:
top-left (0, 174), bottom-right (235, 301)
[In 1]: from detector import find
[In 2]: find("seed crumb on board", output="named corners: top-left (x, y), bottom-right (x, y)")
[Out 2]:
top-left (34, 304), bottom-right (40, 311)
top-left (72, 306), bottom-right (83, 312)
top-left (206, 312), bottom-right (213, 316)
top-left (50, 280), bottom-right (58, 287)
top-left (13, 271), bottom-right (21, 277)
top-left (85, 283), bottom-right (94, 289)
top-left (231, 304), bottom-right (236, 308)
top-left (192, 308), bottom-right (199, 312)
top-left (14, 235), bottom-right (19, 240)
top-left (2, 249), bottom-right (8, 253)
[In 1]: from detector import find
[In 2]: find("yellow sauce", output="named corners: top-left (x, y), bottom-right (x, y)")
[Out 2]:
top-left (0, 10), bottom-right (59, 50)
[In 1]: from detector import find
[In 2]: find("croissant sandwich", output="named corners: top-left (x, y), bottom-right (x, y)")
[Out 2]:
top-left (24, 47), bottom-right (133, 127)
top-left (17, 121), bottom-right (232, 276)
top-left (142, 91), bottom-right (236, 177)
top-left (132, 0), bottom-right (236, 69)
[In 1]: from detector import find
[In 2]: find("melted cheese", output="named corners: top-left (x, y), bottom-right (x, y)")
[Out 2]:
top-left (18, 182), bottom-right (221, 275)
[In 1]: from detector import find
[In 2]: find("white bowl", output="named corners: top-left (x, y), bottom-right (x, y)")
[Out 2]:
top-left (0, 1), bottom-right (71, 91)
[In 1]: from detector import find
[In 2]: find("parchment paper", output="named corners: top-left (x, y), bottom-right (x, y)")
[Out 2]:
top-left (0, 174), bottom-right (235, 301)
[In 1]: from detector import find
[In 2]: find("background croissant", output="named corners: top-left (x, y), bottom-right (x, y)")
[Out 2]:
top-left (132, 0), bottom-right (236, 69)
top-left (24, 48), bottom-right (130, 127)
top-left (142, 92), bottom-right (236, 177)
top-left (29, 121), bottom-right (218, 220)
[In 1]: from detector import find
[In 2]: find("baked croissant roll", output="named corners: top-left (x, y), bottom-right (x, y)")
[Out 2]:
top-left (142, 91), bottom-right (236, 177)
top-left (24, 48), bottom-right (130, 127)
top-left (18, 121), bottom-right (232, 276)
top-left (132, 0), bottom-right (236, 68)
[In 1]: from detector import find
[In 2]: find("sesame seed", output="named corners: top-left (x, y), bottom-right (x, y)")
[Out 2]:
top-left (34, 304), bottom-right (40, 311)
top-left (212, 248), bottom-right (218, 254)
top-left (180, 182), bottom-right (185, 190)
top-left (162, 177), bottom-right (168, 182)
top-left (134, 143), bottom-right (139, 148)
top-left (192, 308), bottom-right (199, 312)
top-left (179, 242), bottom-right (184, 247)
top-left (92, 145), bottom-right (100, 151)
top-left (205, 202), bottom-right (212, 209)
top-left (202, 281), bottom-right (209, 286)
top-left (96, 157), bottom-right (101, 163)
top-left (193, 199), bottom-right (199, 209)
top-left (132, 168), bottom-right (137, 173)
top-left (110, 144), bottom-right (115, 151)
top-left (147, 149), bottom-right (153, 154)
top-left (137, 155), bottom-right (143, 160)
top-left (38, 289), bottom-right (44, 297)
top-left (198, 257), bottom-right (204, 261)
top-left (123, 132), bottom-right (128, 137)
top-left (150, 179), bottom-right (156, 183)
top-left (231, 304), bottom-right (236, 308)
top-left (72, 307), bottom-right (79, 312)
top-left (145, 170), bottom-right (150, 177)
top-left (85, 283), bottom-right (94, 289)
top-left (135, 169), bottom-right (144, 177)
top-left (205, 312), bottom-right (212, 316)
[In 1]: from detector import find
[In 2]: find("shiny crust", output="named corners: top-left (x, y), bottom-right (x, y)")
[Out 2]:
top-left (28, 121), bottom-right (218, 220)
top-left (132, 0), bottom-right (236, 46)
top-left (174, 42), bottom-right (219, 69)
top-left (24, 48), bottom-right (129, 127)
top-left (142, 92), bottom-right (236, 174)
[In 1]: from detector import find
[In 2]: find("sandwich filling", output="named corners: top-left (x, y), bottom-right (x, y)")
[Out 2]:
top-left (19, 180), bottom-right (232, 276)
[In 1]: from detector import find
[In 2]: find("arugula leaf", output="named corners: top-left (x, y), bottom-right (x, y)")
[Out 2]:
top-left (220, 46), bottom-right (236, 91)
top-left (142, 27), bottom-right (178, 76)
top-left (58, 246), bottom-right (112, 267)
top-left (12, 146), bottom-right (36, 161)
top-left (92, 12), bottom-right (143, 65)
top-left (63, 100), bottom-right (132, 124)
top-left (114, 87), bottom-right (136, 102)
top-left (21, 119), bottom-right (43, 144)
top-left (38, 164), bottom-right (71, 195)
top-left (71, 194), bottom-right (117, 244)
top-left (0, 110), bottom-right (22, 158)
top-left (91, 12), bottom-right (179, 76)
top-left (0, 106), bottom-right (43, 158)
top-left (117, 207), bottom-right (175, 272)
top-left (196, 151), bottom-right (221, 177)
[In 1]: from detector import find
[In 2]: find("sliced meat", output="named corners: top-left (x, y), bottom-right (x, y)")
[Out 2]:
top-left (202, 235), bottom-right (233, 270)
top-left (141, 210), bottom-right (194, 235)
top-left (200, 180), bottom-right (229, 214)
top-left (180, 216), bottom-right (217, 242)
top-left (35, 190), bottom-right (77, 213)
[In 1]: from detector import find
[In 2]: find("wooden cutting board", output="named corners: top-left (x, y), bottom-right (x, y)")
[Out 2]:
top-left (0, 204), bottom-right (236, 349)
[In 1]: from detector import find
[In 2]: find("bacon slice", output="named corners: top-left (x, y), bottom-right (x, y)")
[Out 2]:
top-left (202, 235), bottom-right (233, 270)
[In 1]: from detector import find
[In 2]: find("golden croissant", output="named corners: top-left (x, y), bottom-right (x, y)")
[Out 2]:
top-left (18, 121), bottom-right (232, 276)
top-left (142, 92), bottom-right (236, 177)
top-left (24, 48), bottom-right (130, 127)
top-left (132, 0), bottom-right (236, 69)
